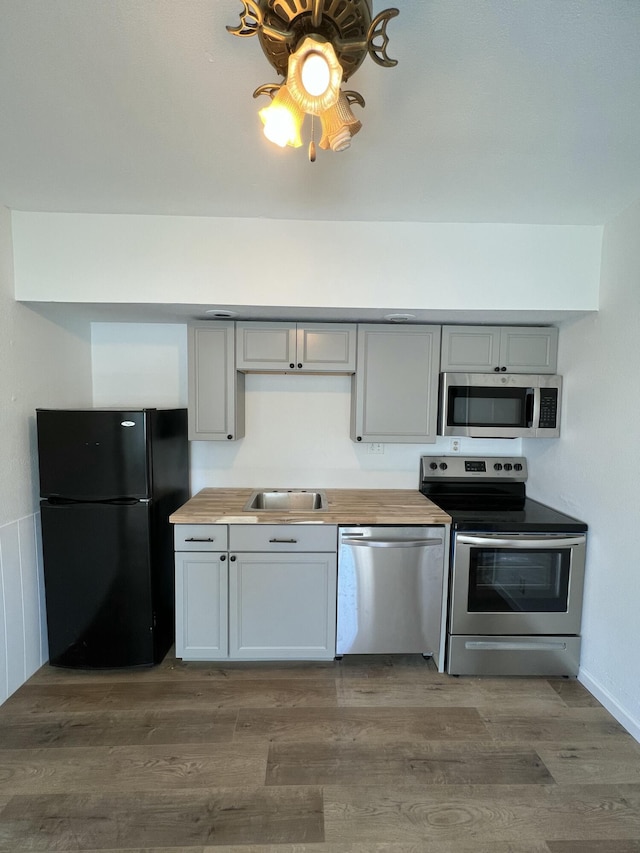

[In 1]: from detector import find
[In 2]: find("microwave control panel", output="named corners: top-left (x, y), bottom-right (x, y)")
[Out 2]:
top-left (539, 388), bottom-right (559, 429)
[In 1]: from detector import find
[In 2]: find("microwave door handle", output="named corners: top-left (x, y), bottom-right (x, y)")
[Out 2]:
top-left (456, 534), bottom-right (586, 549)
top-left (525, 388), bottom-right (537, 428)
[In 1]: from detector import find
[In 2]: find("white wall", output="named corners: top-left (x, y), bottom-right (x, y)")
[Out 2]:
top-left (91, 322), bottom-right (188, 409)
top-left (0, 206), bottom-right (93, 705)
top-left (92, 321), bottom-right (521, 491)
top-left (14, 213), bottom-right (601, 313)
top-left (525, 196), bottom-right (640, 740)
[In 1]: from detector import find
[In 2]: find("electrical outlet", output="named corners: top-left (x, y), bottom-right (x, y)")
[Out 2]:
top-left (450, 439), bottom-right (461, 453)
top-left (368, 442), bottom-right (385, 454)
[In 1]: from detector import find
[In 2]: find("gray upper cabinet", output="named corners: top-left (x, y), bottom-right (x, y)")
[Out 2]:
top-left (351, 324), bottom-right (441, 443)
top-left (440, 325), bottom-right (559, 374)
top-left (187, 322), bottom-right (245, 441)
top-left (236, 322), bottom-right (356, 373)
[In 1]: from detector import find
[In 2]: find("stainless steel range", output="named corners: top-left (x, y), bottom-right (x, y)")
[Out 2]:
top-left (419, 455), bottom-right (588, 677)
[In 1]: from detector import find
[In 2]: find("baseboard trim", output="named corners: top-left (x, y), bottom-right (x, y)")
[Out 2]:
top-left (579, 666), bottom-right (640, 743)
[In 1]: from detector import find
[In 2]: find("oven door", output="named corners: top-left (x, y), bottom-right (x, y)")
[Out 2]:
top-left (450, 533), bottom-right (586, 635)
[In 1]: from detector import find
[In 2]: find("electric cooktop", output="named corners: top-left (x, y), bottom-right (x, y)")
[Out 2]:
top-left (419, 455), bottom-right (588, 533)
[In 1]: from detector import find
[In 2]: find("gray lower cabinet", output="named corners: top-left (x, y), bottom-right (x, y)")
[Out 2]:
top-left (441, 325), bottom-right (559, 373)
top-left (228, 524), bottom-right (337, 660)
top-left (351, 324), bottom-right (441, 443)
top-left (188, 322), bottom-right (245, 441)
top-left (174, 524), bottom-right (338, 661)
top-left (236, 322), bottom-right (356, 373)
top-left (175, 525), bottom-right (229, 660)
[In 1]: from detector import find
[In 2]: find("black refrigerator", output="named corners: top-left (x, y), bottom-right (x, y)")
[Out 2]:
top-left (37, 408), bottom-right (189, 669)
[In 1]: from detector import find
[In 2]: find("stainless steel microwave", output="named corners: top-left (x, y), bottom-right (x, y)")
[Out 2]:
top-left (438, 373), bottom-right (562, 438)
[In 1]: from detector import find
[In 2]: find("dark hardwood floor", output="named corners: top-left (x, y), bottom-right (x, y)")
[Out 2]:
top-left (1, 652), bottom-right (639, 852)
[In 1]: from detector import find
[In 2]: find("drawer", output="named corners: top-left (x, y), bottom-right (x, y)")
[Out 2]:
top-left (174, 524), bottom-right (228, 551)
top-left (229, 524), bottom-right (337, 552)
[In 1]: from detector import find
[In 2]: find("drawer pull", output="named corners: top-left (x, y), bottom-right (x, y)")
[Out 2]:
top-left (185, 537), bottom-right (215, 543)
top-left (269, 538), bottom-right (298, 544)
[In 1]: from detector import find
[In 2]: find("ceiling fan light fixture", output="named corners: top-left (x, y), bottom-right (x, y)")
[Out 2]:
top-left (227, 0), bottom-right (399, 160)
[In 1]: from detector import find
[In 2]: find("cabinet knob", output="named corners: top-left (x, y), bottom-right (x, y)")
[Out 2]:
top-left (230, 555), bottom-right (237, 562)
top-left (227, 434), bottom-right (233, 440)
top-left (501, 366), bottom-right (507, 372)
top-left (297, 363), bottom-right (303, 369)
top-left (494, 366), bottom-right (500, 372)
top-left (290, 363), bottom-right (295, 369)
top-left (220, 554), bottom-right (226, 561)
top-left (357, 436), bottom-right (362, 441)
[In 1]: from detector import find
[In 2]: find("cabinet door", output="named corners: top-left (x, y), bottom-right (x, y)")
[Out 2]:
top-left (175, 551), bottom-right (228, 660)
top-left (500, 327), bottom-right (558, 373)
top-left (440, 326), bottom-right (502, 371)
top-left (236, 322), bottom-right (356, 373)
top-left (236, 322), bottom-right (297, 371)
top-left (229, 552), bottom-right (337, 659)
top-left (351, 324), bottom-right (441, 443)
top-left (441, 325), bottom-right (559, 373)
top-left (296, 324), bottom-right (356, 372)
top-left (188, 323), bottom-right (245, 441)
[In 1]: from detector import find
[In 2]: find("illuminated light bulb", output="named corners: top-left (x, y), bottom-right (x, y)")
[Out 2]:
top-left (260, 104), bottom-right (298, 147)
top-left (301, 53), bottom-right (331, 97)
top-left (287, 37), bottom-right (343, 116)
top-left (258, 86), bottom-right (304, 148)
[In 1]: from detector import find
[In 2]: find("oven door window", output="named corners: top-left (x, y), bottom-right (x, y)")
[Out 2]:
top-left (448, 387), bottom-right (533, 428)
top-left (468, 548), bottom-right (570, 613)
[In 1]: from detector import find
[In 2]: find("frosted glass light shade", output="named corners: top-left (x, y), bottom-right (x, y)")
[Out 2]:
top-left (258, 85), bottom-right (304, 148)
top-left (319, 92), bottom-right (363, 151)
top-left (287, 37), bottom-right (343, 116)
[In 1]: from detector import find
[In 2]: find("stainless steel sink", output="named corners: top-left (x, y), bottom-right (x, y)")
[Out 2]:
top-left (243, 489), bottom-right (328, 512)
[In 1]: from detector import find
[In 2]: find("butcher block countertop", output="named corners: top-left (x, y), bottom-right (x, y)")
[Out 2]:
top-left (170, 488), bottom-right (451, 526)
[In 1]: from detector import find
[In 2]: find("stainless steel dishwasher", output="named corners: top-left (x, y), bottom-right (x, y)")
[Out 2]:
top-left (336, 526), bottom-right (445, 662)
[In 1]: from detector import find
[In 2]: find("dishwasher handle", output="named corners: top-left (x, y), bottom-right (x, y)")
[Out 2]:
top-left (341, 537), bottom-right (443, 548)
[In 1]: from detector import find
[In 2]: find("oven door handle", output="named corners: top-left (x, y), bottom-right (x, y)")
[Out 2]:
top-left (456, 534), bottom-right (586, 549)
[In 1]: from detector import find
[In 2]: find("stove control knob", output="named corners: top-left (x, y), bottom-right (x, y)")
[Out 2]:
top-left (514, 463), bottom-right (523, 471)
top-left (429, 462), bottom-right (438, 470)
top-left (493, 463), bottom-right (503, 471)
top-left (439, 462), bottom-right (448, 470)
top-left (504, 463), bottom-right (513, 471)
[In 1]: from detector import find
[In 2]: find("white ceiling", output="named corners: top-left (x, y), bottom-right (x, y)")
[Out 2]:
top-left (1, 0), bottom-right (639, 227)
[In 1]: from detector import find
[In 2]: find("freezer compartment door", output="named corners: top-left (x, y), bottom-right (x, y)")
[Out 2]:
top-left (37, 409), bottom-right (150, 499)
top-left (337, 527), bottom-right (445, 656)
top-left (41, 501), bottom-right (155, 668)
